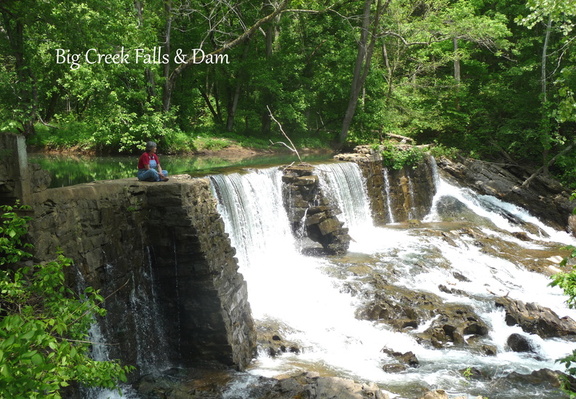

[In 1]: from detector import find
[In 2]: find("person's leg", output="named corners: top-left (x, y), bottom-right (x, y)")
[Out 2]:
top-left (137, 169), bottom-right (160, 181)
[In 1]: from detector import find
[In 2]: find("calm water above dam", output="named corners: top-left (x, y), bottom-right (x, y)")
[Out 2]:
top-left (29, 152), bottom-right (332, 187)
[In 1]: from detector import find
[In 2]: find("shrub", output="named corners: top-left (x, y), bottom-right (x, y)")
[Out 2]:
top-left (380, 141), bottom-right (427, 170)
top-left (0, 204), bottom-right (133, 398)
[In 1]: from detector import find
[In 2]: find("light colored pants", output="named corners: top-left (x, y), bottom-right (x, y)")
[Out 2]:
top-left (137, 169), bottom-right (168, 182)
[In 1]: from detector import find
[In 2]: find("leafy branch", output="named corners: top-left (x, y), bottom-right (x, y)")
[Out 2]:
top-left (0, 204), bottom-right (133, 398)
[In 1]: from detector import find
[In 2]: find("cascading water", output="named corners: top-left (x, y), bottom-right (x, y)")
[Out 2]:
top-left (83, 251), bottom-right (169, 399)
top-left (315, 162), bottom-right (373, 233)
top-left (210, 162), bottom-right (576, 399)
top-left (383, 168), bottom-right (395, 224)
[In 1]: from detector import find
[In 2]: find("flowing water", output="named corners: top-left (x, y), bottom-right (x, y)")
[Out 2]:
top-left (210, 162), bottom-right (576, 399)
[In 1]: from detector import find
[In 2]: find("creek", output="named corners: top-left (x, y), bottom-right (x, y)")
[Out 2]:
top-left (210, 161), bottom-right (576, 399)
top-left (86, 158), bottom-right (575, 399)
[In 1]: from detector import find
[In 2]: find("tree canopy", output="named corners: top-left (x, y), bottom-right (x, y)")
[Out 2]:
top-left (1, 0), bottom-right (575, 184)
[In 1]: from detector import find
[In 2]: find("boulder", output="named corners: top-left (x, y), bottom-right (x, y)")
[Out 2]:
top-left (256, 319), bottom-right (301, 358)
top-left (382, 348), bottom-right (420, 369)
top-left (495, 296), bottom-right (576, 338)
top-left (489, 368), bottom-right (576, 395)
top-left (507, 333), bottom-right (536, 353)
top-left (357, 282), bottom-right (491, 353)
top-left (282, 164), bottom-right (351, 255)
top-left (436, 156), bottom-right (575, 231)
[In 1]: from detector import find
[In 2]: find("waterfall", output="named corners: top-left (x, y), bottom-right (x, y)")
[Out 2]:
top-left (315, 162), bottom-right (373, 234)
top-left (425, 175), bottom-right (575, 244)
top-left (406, 174), bottom-right (417, 219)
top-left (209, 162), bottom-right (576, 399)
top-left (81, 251), bottom-right (169, 399)
top-left (83, 322), bottom-right (140, 399)
top-left (383, 168), bottom-right (395, 224)
top-left (209, 168), bottom-right (296, 268)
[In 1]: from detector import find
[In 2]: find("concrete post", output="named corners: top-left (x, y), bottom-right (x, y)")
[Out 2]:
top-left (0, 133), bottom-right (31, 205)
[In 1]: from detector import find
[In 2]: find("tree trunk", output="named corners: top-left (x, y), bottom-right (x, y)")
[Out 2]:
top-left (162, 0), bottom-right (173, 112)
top-left (200, 85), bottom-right (223, 125)
top-left (260, 3), bottom-right (279, 135)
top-left (541, 16), bottom-right (552, 103)
top-left (382, 42), bottom-right (394, 103)
top-left (541, 16), bottom-right (553, 173)
top-left (1, 11), bottom-right (36, 135)
top-left (135, 0), bottom-right (157, 101)
top-left (226, 43), bottom-right (251, 131)
top-left (453, 37), bottom-right (461, 110)
top-left (339, 0), bottom-right (387, 144)
top-left (453, 37), bottom-right (461, 83)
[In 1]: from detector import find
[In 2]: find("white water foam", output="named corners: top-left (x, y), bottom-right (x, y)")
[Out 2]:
top-left (209, 163), bottom-right (576, 399)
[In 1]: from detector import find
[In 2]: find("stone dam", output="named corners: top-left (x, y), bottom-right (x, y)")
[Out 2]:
top-left (2, 132), bottom-right (576, 398)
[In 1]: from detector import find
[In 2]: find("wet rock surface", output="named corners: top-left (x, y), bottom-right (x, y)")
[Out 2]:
top-left (256, 319), bottom-right (302, 358)
top-left (436, 156), bottom-right (575, 231)
top-left (282, 163), bottom-right (351, 255)
top-left (28, 177), bottom-right (257, 379)
top-left (357, 281), bottom-right (493, 353)
top-left (381, 348), bottom-right (420, 372)
top-left (506, 333), bottom-right (536, 353)
top-left (495, 296), bottom-right (576, 338)
top-left (136, 370), bottom-right (388, 399)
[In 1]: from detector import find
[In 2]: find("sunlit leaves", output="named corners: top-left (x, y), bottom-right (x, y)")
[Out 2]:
top-left (518, 0), bottom-right (576, 32)
top-left (0, 204), bottom-right (133, 398)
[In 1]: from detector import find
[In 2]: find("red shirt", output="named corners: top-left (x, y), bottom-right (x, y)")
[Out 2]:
top-left (138, 152), bottom-right (160, 169)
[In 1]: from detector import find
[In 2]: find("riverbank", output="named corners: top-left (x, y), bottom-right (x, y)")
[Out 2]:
top-left (28, 145), bottom-right (335, 188)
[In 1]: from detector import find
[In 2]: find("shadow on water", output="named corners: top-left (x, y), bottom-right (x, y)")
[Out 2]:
top-left (29, 152), bottom-right (334, 188)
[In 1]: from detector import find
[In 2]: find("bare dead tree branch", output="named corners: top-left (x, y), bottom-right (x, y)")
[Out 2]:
top-left (267, 105), bottom-right (301, 162)
top-left (522, 141), bottom-right (575, 188)
top-left (169, 0), bottom-right (289, 82)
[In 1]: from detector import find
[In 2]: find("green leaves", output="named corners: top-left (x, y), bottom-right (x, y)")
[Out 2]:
top-left (379, 141), bottom-right (427, 170)
top-left (0, 204), bottom-right (133, 398)
top-left (0, 203), bottom-right (33, 265)
top-left (551, 243), bottom-right (576, 395)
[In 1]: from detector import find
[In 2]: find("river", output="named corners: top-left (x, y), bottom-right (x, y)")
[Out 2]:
top-left (87, 158), bottom-right (575, 399)
top-left (210, 162), bottom-right (576, 399)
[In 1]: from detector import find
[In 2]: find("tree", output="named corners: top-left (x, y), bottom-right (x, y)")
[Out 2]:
top-left (340, 0), bottom-right (388, 144)
top-left (0, 204), bottom-right (133, 398)
top-left (516, 0), bottom-right (576, 176)
top-left (163, 0), bottom-right (290, 115)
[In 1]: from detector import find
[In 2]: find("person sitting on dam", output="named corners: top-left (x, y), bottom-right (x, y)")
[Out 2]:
top-left (137, 141), bottom-right (169, 182)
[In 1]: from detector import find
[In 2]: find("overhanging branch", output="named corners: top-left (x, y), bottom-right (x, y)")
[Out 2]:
top-left (169, 0), bottom-right (290, 82)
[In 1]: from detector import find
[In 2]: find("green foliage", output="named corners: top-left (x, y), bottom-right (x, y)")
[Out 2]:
top-left (0, 205), bottom-right (33, 265)
top-left (193, 137), bottom-right (232, 152)
top-left (0, 204), bottom-right (134, 397)
top-left (551, 201), bottom-right (576, 396)
top-left (462, 367), bottom-right (474, 380)
top-left (429, 142), bottom-right (460, 159)
top-left (2, 0), bottom-right (576, 185)
top-left (380, 142), bottom-right (427, 170)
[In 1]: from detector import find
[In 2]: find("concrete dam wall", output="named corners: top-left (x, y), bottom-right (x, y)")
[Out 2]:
top-left (27, 176), bottom-right (257, 378)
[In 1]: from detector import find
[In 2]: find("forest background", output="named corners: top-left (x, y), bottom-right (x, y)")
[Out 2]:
top-left (1, 0), bottom-right (575, 185)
